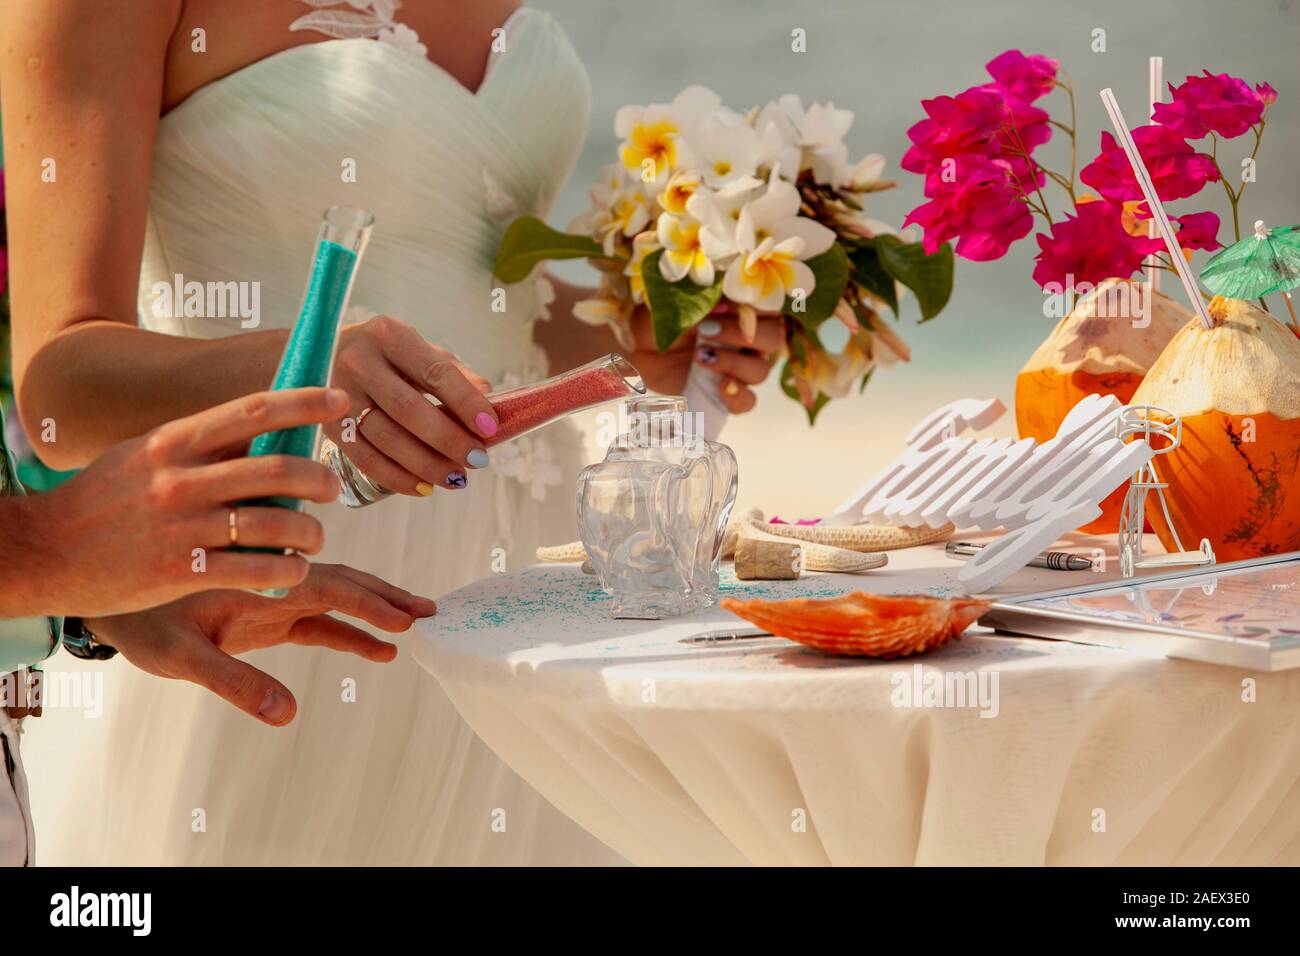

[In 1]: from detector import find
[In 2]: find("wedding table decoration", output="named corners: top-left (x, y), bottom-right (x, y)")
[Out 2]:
top-left (493, 85), bottom-right (955, 437)
top-left (577, 394), bottom-right (737, 618)
top-left (412, 540), bottom-right (1300, 866)
top-left (1091, 87), bottom-right (1300, 562)
top-left (1201, 220), bottom-right (1300, 331)
top-left (899, 51), bottom-right (1281, 537)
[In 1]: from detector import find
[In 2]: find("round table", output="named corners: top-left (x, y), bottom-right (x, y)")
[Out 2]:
top-left (412, 542), bottom-right (1300, 866)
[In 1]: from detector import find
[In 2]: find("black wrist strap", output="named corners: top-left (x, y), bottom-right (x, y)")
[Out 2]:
top-left (62, 617), bottom-right (119, 661)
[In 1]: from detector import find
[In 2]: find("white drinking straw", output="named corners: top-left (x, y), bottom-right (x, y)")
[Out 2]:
top-left (1145, 57), bottom-right (1162, 294)
top-left (1099, 88), bottom-right (1215, 330)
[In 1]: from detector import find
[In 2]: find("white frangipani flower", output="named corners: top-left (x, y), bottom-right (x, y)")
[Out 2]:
top-left (667, 85), bottom-right (724, 132)
top-left (723, 236), bottom-right (812, 311)
top-left (686, 183), bottom-right (757, 263)
top-left (613, 88), bottom-right (720, 186)
top-left (721, 179), bottom-right (836, 311)
top-left (845, 153), bottom-right (887, 191)
top-left (591, 162), bottom-right (628, 206)
top-left (736, 178), bottom-right (835, 259)
top-left (657, 213), bottom-right (715, 286)
top-left (756, 95), bottom-right (855, 186)
top-left (689, 113), bottom-right (764, 191)
top-left (615, 104), bottom-right (683, 184)
top-left (625, 230), bottom-right (661, 303)
top-left (589, 189), bottom-right (650, 255)
top-left (657, 170), bottom-right (703, 216)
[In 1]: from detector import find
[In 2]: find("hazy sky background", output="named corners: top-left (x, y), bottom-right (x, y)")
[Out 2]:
top-left (544, 0), bottom-right (1299, 511)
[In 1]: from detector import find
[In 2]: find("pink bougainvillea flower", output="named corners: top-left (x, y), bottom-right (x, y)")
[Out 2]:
top-left (1032, 199), bottom-right (1163, 289)
top-left (901, 85), bottom-right (1049, 177)
top-left (985, 50), bottom-right (1059, 104)
top-left (981, 88), bottom-right (1052, 178)
top-left (1256, 82), bottom-right (1278, 106)
top-left (1152, 71), bottom-right (1268, 139)
top-left (901, 87), bottom-right (1009, 173)
top-left (1170, 211), bottom-right (1221, 252)
top-left (904, 155), bottom-right (1034, 260)
top-left (1079, 127), bottom-right (1218, 203)
top-left (1123, 203), bottom-right (1220, 255)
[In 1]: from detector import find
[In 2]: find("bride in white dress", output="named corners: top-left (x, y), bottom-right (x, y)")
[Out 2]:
top-left (3, 0), bottom-right (780, 864)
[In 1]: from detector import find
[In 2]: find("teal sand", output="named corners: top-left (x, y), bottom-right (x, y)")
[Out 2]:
top-left (236, 207), bottom-right (373, 594)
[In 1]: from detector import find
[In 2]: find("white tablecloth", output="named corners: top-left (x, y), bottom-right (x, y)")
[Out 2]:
top-left (413, 540), bottom-right (1300, 866)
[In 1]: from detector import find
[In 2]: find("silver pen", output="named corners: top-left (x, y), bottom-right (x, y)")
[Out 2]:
top-left (946, 540), bottom-right (1093, 571)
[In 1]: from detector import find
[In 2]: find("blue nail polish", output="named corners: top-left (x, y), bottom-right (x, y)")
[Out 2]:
top-left (467, 448), bottom-right (489, 469)
top-left (697, 346), bottom-right (719, 365)
top-left (445, 472), bottom-right (467, 489)
top-left (698, 318), bottom-right (723, 336)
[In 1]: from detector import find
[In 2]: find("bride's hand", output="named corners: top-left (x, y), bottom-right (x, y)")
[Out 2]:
top-left (328, 316), bottom-right (498, 495)
top-left (628, 305), bottom-right (785, 414)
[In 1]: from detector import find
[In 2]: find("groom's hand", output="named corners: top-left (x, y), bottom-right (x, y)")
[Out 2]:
top-left (85, 564), bottom-right (436, 726)
top-left (20, 388), bottom-right (350, 618)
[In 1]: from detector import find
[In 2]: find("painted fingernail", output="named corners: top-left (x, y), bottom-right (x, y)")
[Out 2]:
top-left (445, 471), bottom-right (467, 489)
top-left (724, 380), bottom-right (741, 397)
top-left (467, 448), bottom-right (490, 469)
top-left (697, 346), bottom-right (719, 365)
top-left (698, 318), bottom-right (722, 336)
top-left (415, 482), bottom-right (435, 496)
top-left (258, 689), bottom-right (292, 724)
top-left (474, 412), bottom-right (498, 438)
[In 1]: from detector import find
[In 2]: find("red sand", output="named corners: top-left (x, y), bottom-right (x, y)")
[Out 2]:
top-left (487, 365), bottom-right (631, 446)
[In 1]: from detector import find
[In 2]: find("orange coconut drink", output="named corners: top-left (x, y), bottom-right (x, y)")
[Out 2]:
top-left (1130, 296), bottom-right (1300, 560)
top-left (1015, 277), bottom-right (1191, 532)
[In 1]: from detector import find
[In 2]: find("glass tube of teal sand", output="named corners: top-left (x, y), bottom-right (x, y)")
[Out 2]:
top-left (242, 205), bottom-right (373, 594)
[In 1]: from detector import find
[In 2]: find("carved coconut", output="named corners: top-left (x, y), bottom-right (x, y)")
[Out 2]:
top-left (1130, 296), bottom-right (1300, 560)
top-left (1015, 278), bottom-right (1191, 533)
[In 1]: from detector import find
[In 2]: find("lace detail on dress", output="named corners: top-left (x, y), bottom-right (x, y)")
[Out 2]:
top-left (291, 0), bottom-right (427, 57)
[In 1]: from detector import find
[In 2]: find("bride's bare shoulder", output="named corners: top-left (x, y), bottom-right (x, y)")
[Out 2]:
top-left (163, 0), bottom-right (522, 110)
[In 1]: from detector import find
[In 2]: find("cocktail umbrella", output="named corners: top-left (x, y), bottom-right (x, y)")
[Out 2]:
top-left (1200, 220), bottom-right (1300, 332)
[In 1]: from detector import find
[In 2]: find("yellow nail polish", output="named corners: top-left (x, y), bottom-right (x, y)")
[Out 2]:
top-left (416, 482), bottom-right (435, 496)
top-left (724, 380), bottom-right (741, 396)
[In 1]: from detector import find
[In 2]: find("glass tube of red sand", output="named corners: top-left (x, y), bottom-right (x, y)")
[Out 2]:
top-left (324, 354), bottom-right (646, 507)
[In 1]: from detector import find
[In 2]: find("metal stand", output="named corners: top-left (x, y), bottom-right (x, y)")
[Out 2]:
top-left (1115, 405), bottom-right (1215, 578)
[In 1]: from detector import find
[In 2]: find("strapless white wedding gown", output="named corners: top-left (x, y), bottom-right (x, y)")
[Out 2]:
top-left (28, 9), bottom-right (624, 865)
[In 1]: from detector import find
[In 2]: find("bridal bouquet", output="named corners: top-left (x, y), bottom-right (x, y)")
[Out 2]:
top-left (494, 86), bottom-right (954, 422)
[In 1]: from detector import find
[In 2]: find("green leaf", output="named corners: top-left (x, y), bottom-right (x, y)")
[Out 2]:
top-left (783, 243), bottom-right (849, 328)
top-left (874, 236), bottom-right (953, 322)
top-left (847, 244), bottom-right (898, 316)
top-left (493, 216), bottom-right (609, 283)
top-left (641, 250), bottom-right (724, 351)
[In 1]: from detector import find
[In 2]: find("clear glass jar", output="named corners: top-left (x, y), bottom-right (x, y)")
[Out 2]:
top-left (322, 353), bottom-right (646, 507)
top-left (577, 396), bottom-right (739, 619)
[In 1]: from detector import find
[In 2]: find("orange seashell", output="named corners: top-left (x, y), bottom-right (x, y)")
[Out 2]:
top-left (720, 592), bottom-right (991, 658)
